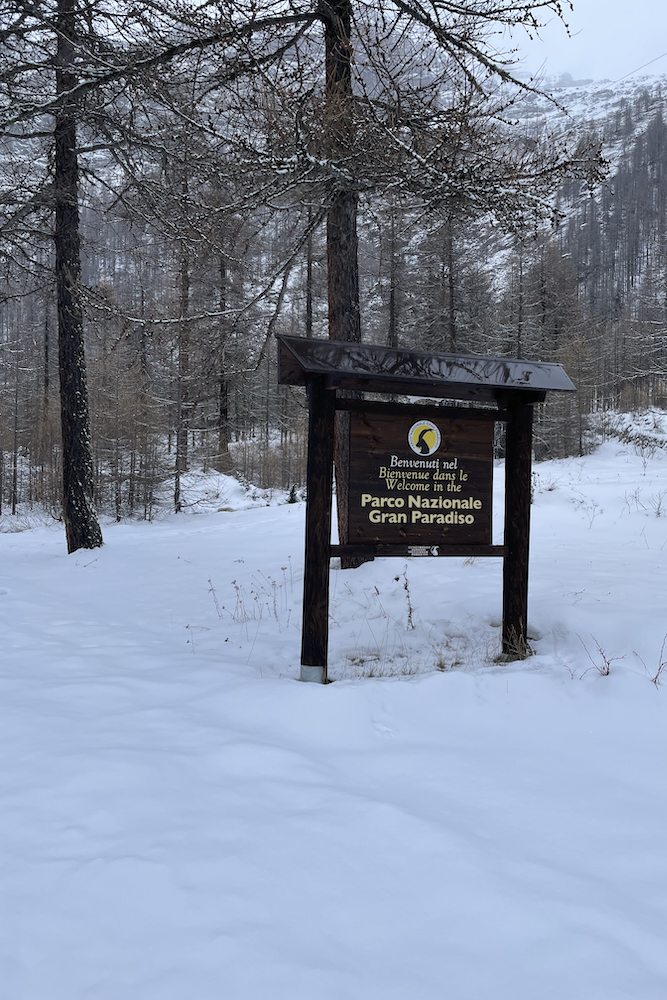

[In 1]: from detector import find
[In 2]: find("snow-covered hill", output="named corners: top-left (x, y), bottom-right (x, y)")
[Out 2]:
top-left (1, 420), bottom-right (667, 998)
top-left (519, 71), bottom-right (666, 142)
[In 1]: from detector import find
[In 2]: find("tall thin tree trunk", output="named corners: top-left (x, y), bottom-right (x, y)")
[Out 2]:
top-left (265, 351), bottom-right (270, 443)
top-left (139, 284), bottom-right (148, 380)
top-left (174, 245), bottom-right (190, 512)
top-left (388, 200), bottom-right (398, 348)
top-left (323, 0), bottom-right (363, 566)
top-left (306, 208), bottom-right (313, 338)
top-left (40, 312), bottom-right (50, 484)
top-left (11, 337), bottom-right (19, 516)
top-left (324, 0), bottom-right (357, 318)
top-left (43, 314), bottom-right (49, 411)
top-left (217, 252), bottom-right (229, 470)
top-left (54, 0), bottom-right (102, 552)
top-left (517, 250), bottom-right (524, 359)
top-left (446, 215), bottom-right (456, 352)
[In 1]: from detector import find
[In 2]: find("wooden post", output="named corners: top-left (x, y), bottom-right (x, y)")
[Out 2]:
top-left (301, 377), bottom-right (336, 682)
top-left (502, 396), bottom-right (533, 658)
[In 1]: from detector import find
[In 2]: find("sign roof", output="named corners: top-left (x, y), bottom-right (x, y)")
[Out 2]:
top-left (277, 336), bottom-right (576, 403)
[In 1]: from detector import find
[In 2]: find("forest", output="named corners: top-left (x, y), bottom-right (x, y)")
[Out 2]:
top-left (1, 1), bottom-right (665, 536)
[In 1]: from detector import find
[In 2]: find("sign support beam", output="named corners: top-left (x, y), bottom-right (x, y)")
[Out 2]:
top-left (502, 395), bottom-right (534, 658)
top-left (300, 377), bottom-right (336, 682)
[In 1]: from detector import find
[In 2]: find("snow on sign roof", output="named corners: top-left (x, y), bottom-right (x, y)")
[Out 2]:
top-left (277, 336), bottom-right (575, 404)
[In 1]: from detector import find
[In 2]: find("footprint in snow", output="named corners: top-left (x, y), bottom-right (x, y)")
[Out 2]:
top-left (372, 720), bottom-right (398, 738)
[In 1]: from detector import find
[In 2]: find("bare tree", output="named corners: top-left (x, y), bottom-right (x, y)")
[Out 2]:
top-left (0, 0), bottom-right (321, 547)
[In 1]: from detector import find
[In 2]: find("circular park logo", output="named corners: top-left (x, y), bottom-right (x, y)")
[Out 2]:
top-left (408, 420), bottom-right (441, 456)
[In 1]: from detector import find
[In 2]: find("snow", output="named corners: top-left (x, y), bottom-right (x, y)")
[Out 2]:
top-left (2, 426), bottom-right (667, 999)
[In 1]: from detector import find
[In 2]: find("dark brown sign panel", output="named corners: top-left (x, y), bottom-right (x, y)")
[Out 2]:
top-left (349, 411), bottom-right (493, 548)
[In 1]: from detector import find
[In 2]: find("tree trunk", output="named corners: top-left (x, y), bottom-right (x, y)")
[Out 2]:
top-left (306, 208), bottom-right (314, 338)
top-left (217, 252), bottom-right (229, 471)
top-left (327, 188), bottom-right (360, 344)
top-left (323, 0), bottom-right (364, 567)
top-left (39, 312), bottom-right (51, 476)
top-left (446, 215), bottom-right (456, 352)
top-left (55, 0), bottom-right (103, 553)
top-left (388, 200), bottom-right (398, 348)
top-left (325, 0), bottom-right (360, 344)
top-left (11, 337), bottom-right (19, 516)
top-left (174, 244), bottom-right (190, 512)
top-left (516, 243), bottom-right (524, 359)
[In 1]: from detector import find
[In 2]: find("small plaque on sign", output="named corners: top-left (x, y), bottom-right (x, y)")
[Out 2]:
top-left (349, 411), bottom-right (493, 547)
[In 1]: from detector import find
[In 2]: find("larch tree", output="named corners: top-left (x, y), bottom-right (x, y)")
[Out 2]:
top-left (0, 0), bottom-right (319, 549)
top-left (302, 1), bottom-right (604, 554)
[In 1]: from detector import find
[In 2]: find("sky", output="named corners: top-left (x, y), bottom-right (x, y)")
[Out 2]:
top-left (508, 0), bottom-right (667, 84)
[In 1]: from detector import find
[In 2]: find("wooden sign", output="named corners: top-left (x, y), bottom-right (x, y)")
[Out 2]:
top-left (276, 334), bottom-right (577, 680)
top-left (349, 410), bottom-right (493, 549)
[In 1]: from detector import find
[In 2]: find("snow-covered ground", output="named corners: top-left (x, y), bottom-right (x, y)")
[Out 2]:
top-left (2, 426), bottom-right (667, 999)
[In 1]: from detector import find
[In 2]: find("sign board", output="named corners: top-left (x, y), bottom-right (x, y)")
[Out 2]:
top-left (349, 410), bottom-right (493, 549)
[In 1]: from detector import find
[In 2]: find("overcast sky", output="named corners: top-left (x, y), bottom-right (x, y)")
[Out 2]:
top-left (507, 0), bottom-right (667, 84)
